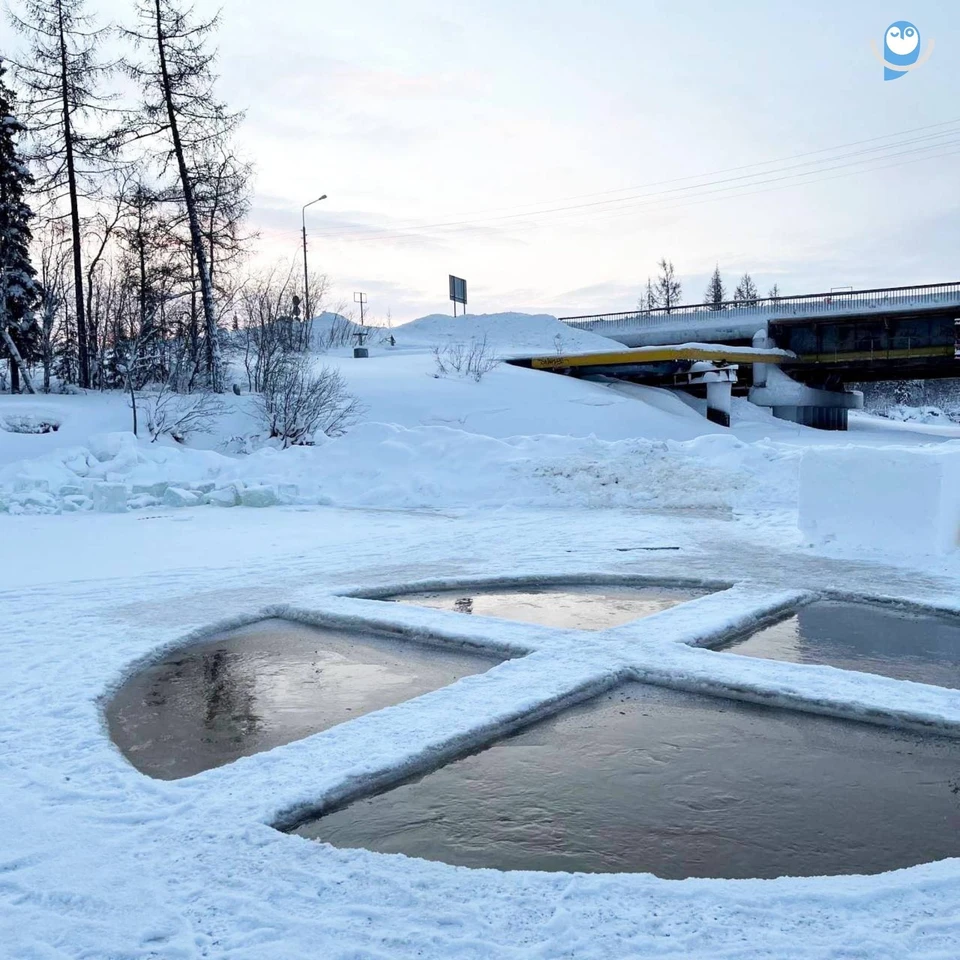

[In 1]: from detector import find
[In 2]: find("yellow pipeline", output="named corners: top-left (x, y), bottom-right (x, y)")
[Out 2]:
top-left (528, 345), bottom-right (792, 370)
top-left (795, 345), bottom-right (956, 364)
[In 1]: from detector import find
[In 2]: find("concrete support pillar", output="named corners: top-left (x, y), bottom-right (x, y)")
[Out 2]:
top-left (706, 379), bottom-right (732, 427)
top-left (752, 328), bottom-right (773, 388)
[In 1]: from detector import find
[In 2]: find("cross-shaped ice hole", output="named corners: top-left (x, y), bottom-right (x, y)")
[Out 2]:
top-left (121, 578), bottom-right (960, 881)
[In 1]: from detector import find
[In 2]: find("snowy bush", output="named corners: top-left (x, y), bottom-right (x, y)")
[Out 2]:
top-left (885, 405), bottom-right (953, 425)
top-left (432, 336), bottom-right (498, 382)
top-left (0, 414), bottom-right (60, 434)
top-left (254, 355), bottom-right (364, 447)
top-left (142, 386), bottom-right (225, 443)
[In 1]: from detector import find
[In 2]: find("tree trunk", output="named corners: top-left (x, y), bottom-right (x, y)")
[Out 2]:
top-left (154, 0), bottom-right (222, 392)
top-left (1, 328), bottom-right (36, 394)
top-left (43, 305), bottom-right (54, 393)
top-left (58, 1), bottom-right (89, 389)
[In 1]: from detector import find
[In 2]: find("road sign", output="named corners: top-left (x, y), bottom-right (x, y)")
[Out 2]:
top-left (449, 276), bottom-right (467, 317)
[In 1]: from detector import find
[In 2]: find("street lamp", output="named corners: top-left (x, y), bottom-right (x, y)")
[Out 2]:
top-left (302, 193), bottom-right (328, 320)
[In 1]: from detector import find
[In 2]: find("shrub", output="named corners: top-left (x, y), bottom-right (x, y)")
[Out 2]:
top-left (432, 335), bottom-right (498, 382)
top-left (143, 386), bottom-right (225, 443)
top-left (255, 356), bottom-right (364, 447)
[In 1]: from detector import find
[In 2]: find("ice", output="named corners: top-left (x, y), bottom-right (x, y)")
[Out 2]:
top-left (239, 484), bottom-right (279, 508)
top-left (163, 486), bottom-right (201, 508)
top-left (204, 486), bottom-right (239, 507)
top-left (92, 481), bottom-right (129, 514)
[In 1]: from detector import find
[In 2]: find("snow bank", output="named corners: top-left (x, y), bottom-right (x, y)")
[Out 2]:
top-left (800, 445), bottom-right (960, 554)
top-left (882, 404), bottom-right (959, 425)
top-left (391, 311), bottom-right (621, 355)
top-left (309, 311), bottom-right (363, 350)
top-left (0, 425), bottom-right (801, 515)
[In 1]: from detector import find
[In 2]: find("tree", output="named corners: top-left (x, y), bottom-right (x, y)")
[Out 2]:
top-left (126, 0), bottom-right (245, 393)
top-left (653, 258), bottom-right (682, 312)
top-left (733, 272), bottom-right (759, 307)
top-left (704, 264), bottom-right (725, 310)
top-left (9, 0), bottom-right (118, 389)
top-left (768, 283), bottom-right (781, 300)
top-left (0, 60), bottom-right (42, 394)
top-left (638, 276), bottom-right (656, 312)
top-left (36, 219), bottom-right (71, 391)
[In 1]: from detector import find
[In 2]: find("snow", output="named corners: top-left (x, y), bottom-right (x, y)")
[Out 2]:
top-left (4, 506), bottom-right (960, 958)
top-left (5, 310), bottom-right (960, 957)
top-left (883, 403), bottom-right (959, 425)
top-left (391, 310), bottom-right (623, 355)
top-left (800, 444), bottom-right (960, 555)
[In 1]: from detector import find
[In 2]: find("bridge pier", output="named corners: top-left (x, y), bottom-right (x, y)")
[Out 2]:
top-left (705, 378), bottom-right (733, 428)
top-left (771, 405), bottom-right (849, 431)
top-left (749, 364), bottom-right (862, 431)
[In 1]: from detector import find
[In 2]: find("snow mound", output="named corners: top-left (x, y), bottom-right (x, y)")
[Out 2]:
top-left (391, 312), bottom-right (622, 356)
top-left (0, 412), bottom-right (60, 434)
top-left (882, 405), bottom-right (959, 425)
top-left (0, 426), bottom-right (801, 515)
top-left (309, 312), bottom-right (363, 350)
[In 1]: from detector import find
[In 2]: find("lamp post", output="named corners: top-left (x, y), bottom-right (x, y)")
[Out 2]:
top-left (301, 194), bottom-right (328, 320)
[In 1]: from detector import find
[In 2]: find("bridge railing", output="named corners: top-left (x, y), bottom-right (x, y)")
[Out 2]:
top-left (561, 281), bottom-right (960, 333)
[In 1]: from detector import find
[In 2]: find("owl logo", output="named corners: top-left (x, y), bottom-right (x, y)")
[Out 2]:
top-left (871, 21), bottom-right (934, 80)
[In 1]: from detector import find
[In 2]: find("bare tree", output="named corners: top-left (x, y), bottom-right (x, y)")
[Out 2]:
top-left (653, 258), bottom-right (682, 312)
top-left (638, 276), bottom-right (656, 312)
top-left (37, 220), bottom-right (71, 391)
top-left (237, 263), bottom-right (329, 390)
top-left (733, 272), bottom-right (759, 307)
top-left (125, 0), bottom-right (245, 393)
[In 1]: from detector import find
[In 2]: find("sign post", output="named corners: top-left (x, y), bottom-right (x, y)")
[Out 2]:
top-left (449, 275), bottom-right (467, 317)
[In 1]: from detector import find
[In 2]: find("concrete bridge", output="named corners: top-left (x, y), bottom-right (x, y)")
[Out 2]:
top-left (561, 281), bottom-right (960, 377)
top-left (555, 282), bottom-right (960, 430)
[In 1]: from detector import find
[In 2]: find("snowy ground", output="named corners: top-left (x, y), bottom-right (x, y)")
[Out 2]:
top-left (3, 313), bottom-right (960, 958)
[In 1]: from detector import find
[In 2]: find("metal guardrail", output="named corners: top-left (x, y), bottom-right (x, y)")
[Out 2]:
top-left (560, 281), bottom-right (960, 332)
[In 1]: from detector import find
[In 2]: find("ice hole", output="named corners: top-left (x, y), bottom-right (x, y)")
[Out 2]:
top-left (388, 583), bottom-right (710, 630)
top-left (293, 683), bottom-right (960, 879)
top-left (716, 600), bottom-right (960, 689)
top-left (106, 618), bottom-right (503, 780)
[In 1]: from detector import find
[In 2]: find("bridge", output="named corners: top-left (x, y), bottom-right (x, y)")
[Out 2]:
top-left (550, 282), bottom-right (960, 430)
top-left (561, 281), bottom-right (960, 381)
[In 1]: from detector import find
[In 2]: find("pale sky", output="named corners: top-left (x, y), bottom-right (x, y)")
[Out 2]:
top-left (9, 0), bottom-right (960, 323)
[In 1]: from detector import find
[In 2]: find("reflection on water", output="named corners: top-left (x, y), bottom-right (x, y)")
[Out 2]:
top-left (107, 619), bottom-right (500, 780)
top-left (296, 683), bottom-right (960, 879)
top-left (392, 584), bottom-right (709, 630)
top-left (721, 601), bottom-right (960, 688)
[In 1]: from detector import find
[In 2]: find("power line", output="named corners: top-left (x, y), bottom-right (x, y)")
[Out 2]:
top-left (324, 135), bottom-right (960, 244)
top-left (306, 118), bottom-right (960, 241)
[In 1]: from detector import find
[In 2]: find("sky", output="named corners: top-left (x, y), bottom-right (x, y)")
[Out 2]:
top-left (9, 0), bottom-right (960, 323)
